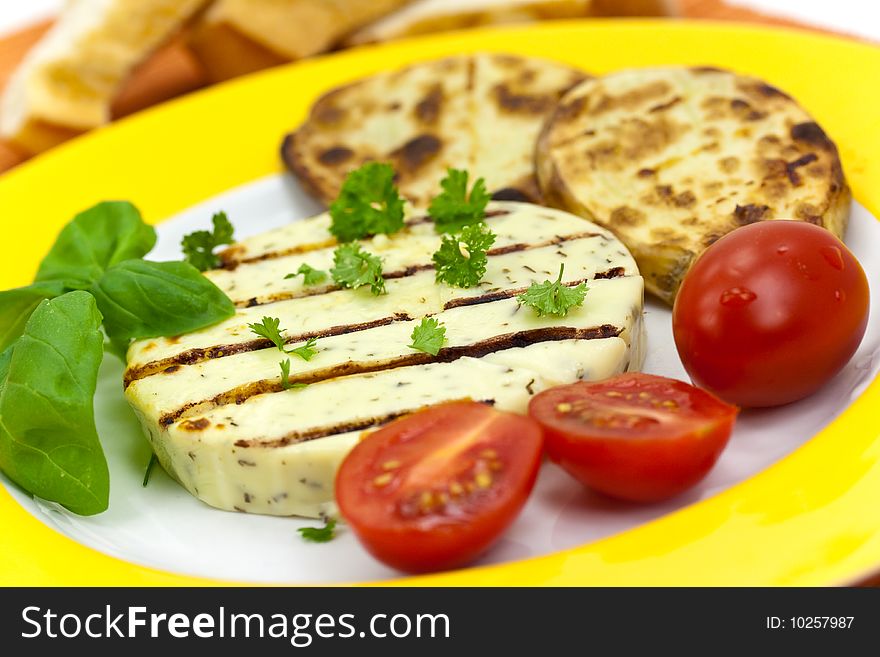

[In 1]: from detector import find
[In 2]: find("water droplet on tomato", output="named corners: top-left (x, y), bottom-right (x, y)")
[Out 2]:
top-left (720, 286), bottom-right (757, 307)
top-left (793, 258), bottom-right (819, 280)
top-left (820, 245), bottom-right (845, 271)
top-left (834, 289), bottom-right (846, 302)
top-left (776, 245), bottom-right (789, 255)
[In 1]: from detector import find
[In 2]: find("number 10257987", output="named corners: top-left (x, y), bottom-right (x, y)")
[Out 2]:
top-left (766, 616), bottom-right (854, 630)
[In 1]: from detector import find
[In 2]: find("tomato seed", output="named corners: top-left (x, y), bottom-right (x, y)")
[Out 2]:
top-left (373, 473), bottom-right (393, 487)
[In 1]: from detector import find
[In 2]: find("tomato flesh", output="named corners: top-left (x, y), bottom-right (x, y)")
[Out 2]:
top-left (336, 401), bottom-right (544, 573)
top-left (529, 374), bottom-right (737, 502)
top-left (673, 221), bottom-right (869, 407)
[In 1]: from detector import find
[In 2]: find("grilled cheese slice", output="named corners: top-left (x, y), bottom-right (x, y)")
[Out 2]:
top-left (125, 202), bottom-right (645, 517)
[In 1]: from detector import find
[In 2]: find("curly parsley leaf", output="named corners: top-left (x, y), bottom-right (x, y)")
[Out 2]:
top-left (517, 264), bottom-right (588, 317)
top-left (329, 163), bottom-right (406, 242)
top-left (433, 223), bottom-right (496, 288)
top-left (181, 211), bottom-right (235, 271)
top-left (298, 518), bottom-right (337, 543)
top-left (285, 264), bottom-right (328, 286)
top-left (250, 318), bottom-right (320, 362)
top-left (409, 317), bottom-right (447, 356)
top-left (248, 316), bottom-right (287, 351)
top-left (331, 243), bottom-right (386, 295)
top-left (289, 337), bottom-right (319, 362)
top-left (429, 168), bottom-right (491, 234)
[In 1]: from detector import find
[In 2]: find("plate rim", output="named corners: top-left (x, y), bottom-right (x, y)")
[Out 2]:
top-left (1, 18), bottom-right (879, 586)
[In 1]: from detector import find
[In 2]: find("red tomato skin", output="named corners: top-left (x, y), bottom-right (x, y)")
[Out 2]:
top-left (336, 402), bottom-right (544, 573)
top-left (540, 420), bottom-right (730, 503)
top-left (529, 375), bottom-right (737, 503)
top-left (673, 221), bottom-right (869, 407)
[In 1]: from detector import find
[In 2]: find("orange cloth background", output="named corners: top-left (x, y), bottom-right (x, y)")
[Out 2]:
top-left (0, 1), bottom-right (861, 174)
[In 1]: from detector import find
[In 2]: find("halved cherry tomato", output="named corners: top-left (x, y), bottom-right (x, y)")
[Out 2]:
top-left (528, 374), bottom-right (737, 503)
top-left (336, 401), bottom-right (543, 573)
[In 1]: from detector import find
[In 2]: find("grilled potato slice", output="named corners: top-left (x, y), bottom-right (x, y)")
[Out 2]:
top-left (536, 66), bottom-right (851, 304)
top-left (283, 54), bottom-right (587, 208)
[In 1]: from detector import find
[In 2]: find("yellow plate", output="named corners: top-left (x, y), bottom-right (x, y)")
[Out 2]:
top-left (2, 19), bottom-right (880, 586)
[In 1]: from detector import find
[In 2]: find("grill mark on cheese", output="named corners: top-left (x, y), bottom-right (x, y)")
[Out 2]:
top-left (126, 266), bottom-right (630, 386)
top-left (163, 324), bottom-right (620, 427)
top-left (128, 267), bottom-right (629, 385)
top-left (441, 274), bottom-right (620, 310)
top-left (219, 209), bottom-right (514, 269)
top-left (219, 237), bottom-right (337, 269)
top-left (231, 399), bottom-right (497, 448)
top-left (124, 315), bottom-right (409, 387)
top-left (233, 230), bottom-right (604, 308)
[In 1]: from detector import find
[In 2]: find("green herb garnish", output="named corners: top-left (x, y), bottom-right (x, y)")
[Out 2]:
top-left (142, 453), bottom-right (158, 487)
top-left (409, 317), bottom-right (447, 356)
top-left (279, 358), bottom-right (293, 390)
top-left (0, 202), bottom-right (235, 515)
top-left (289, 337), bottom-right (319, 362)
top-left (432, 222), bottom-right (496, 288)
top-left (329, 163), bottom-right (405, 242)
top-left (92, 259), bottom-right (235, 350)
top-left (331, 243), bottom-right (386, 295)
top-left (285, 263), bottom-right (328, 286)
top-left (517, 264), bottom-right (588, 317)
top-left (251, 319), bottom-right (319, 361)
top-left (279, 359), bottom-right (310, 391)
top-left (181, 211), bottom-right (235, 271)
top-left (0, 292), bottom-right (107, 515)
top-left (429, 168), bottom-right (490, 234)
top-left (298, 518), bottom-right (337, 543)
top-left (248, 316), bottom-right (287, 351)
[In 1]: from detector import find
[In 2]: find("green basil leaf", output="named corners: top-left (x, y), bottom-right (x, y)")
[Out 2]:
top-left (0, 280), bottom-right (67, 352)
top-left (90, 259), bottom-right (235, 343)
top-left (0, 291), bottom-right (108, 515)
top-left (35, 201), bottom-right (156, 287)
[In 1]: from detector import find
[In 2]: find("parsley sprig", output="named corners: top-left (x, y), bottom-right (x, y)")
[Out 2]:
top-left (285, 264), bottom-right (328, 286)
top-left (298, 518), bottom-right (337, 543)
top-left (517, 264), bottom-right (588, 317)
top-left (279, 359), bottom-right (309, 390)
top-left (279, 358), bottom-right (293, 390)
top-left (181, 211), bottom-right (235, 271)
top-left (248, 317), bottom-right (320, 360)
top-left (248, 316), bottom-right (287, 351)
top-left (409, 317), bottom-right (447, 356)
top-left (329, 163), bottom-right (406, 242)
top-left (429, 168), bottom-right (490, 234)
top-left (331, 243), bottom-right (386, 295)
top-left (433, 223), bottom-right (496, 288)
top-left (289, 337), bottom-right (319, 361)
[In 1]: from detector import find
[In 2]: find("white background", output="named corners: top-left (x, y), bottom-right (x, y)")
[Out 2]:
top-left (0, 1), bottom-right (878, 41)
